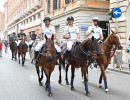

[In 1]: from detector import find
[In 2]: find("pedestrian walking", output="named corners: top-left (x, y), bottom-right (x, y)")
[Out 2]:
top-left (4, 40), bottom-right (8, 53)
top-left (113, 49), bottom-right (123, 70)
top-left (126, 36), bottom-right (130, 53)
top-left (0, 39), bottom-right (2, 57)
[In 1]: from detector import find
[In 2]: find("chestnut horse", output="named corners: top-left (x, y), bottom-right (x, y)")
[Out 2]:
top-left (86, 30), bottom-right (123, 94)
top-left (35, 35), bottom-right (57, 97)
top-left (18, 35), bottom-right (27, 66)
top-left (59, 37), bottom-right (99, 96)
top-left (9, 37), bottom-right (17, 60)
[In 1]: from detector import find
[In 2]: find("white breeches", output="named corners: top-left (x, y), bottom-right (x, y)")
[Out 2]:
top-left (67, 41), bottom-right (75, 51)
top-left (29, 40), bottom-right (35, 45)
top-left (35, 40), bottom-right (61, 52)
top-left (15, 40), bottom-right (29, 47)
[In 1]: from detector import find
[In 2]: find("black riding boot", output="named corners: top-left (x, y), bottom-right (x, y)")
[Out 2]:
top-left (56, 52), bottom-right (61, 65)
top-left (35, 51), bottom-right (39, 65)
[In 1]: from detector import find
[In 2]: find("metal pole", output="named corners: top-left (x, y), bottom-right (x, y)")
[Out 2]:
top-left (115, 18), bottom-right (118, 31)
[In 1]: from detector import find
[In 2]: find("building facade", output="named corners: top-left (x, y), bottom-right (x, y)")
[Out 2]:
top-left (43, 0), bottom-right (110, 42)
top-left (0, 12), bottom-right (4, 40)
top-left (7, 0), bottom-right (44, 36)
top-left (110, 0), bottom-right (130, 61)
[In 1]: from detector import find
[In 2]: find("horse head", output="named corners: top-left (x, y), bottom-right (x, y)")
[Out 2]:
top-left (110, 29), bottom-right (123, 50)
top-left (44, 34), bottom-right (55, 61)
top-left (83, 37), bottom-right (99, 61)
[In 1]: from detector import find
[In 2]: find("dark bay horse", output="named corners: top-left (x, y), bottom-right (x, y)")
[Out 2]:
top-left (18, 36), bottom-right (27, 66)
top-left (9, 37), bottom-right (17, 60)
top-left (35, 35), bottom-right (57, 97)
top-left (59, 37), bottom-right (99, 96)
top-left (86, 30), bottom-right (123, 94)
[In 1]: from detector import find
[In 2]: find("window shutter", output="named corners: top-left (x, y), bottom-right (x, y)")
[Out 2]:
top-left (53, 0), bottom-right (57, 10)
top-left (65, 0), bottom-right (69, 4)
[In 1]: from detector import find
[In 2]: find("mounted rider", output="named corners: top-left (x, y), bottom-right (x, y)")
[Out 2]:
top-left (28, 30), bottom-right (37, 50)
top-left (86, 17), bottom-right (104, 69)
top-left (86, 17), bottom-right (103, 40)
top-left (11, 32), bottom-right (17, 41)
top-left (35, 17), bottom-right (61, 64)
top-left (63, 16), bottom-right (80, 59)
top-left (17, 28), bottom-right (29, 50)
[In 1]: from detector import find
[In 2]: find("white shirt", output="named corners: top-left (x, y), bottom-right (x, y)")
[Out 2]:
top-left (87, 25), bottom-right (103, 39)
top-left (64, 25), bottom-right (79, 41)
top-left (41, 25), bottom-right (56, 39)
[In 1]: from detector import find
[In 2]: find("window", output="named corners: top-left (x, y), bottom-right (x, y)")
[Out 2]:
top-left (53, 0), bottom-right (60, 10)
top-left (30, 17), bottom-right (32, 22)
top-left (65, 0), bottom-right (73, 4)
top-left (47, 0), bottom-right (50, 13)
top-left (33, 15), bottom-right (36, 21)
top-left (38, 13), bottom-right (41, 19)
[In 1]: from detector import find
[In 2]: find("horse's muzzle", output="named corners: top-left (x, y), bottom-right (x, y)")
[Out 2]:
top-left (46, 56), bottom-right (53, 61)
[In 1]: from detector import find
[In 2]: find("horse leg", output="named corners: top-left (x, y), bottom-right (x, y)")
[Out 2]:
top-left (40, 67), bottom-right (44, 82)
top-left (18, 52), bottom-right (20, 64)
top-left (99, 73), bottom-right (103, 88)
top-left (46, 74), bottom-right (53, 97)
top-left (58, 64), bottom-right (62, 84)
top-left (65, 64), bottom-right (70, 85)
top-left (15, 51), bottom-right (17, 61)
top-left (22, 54), bottom-right (24, 66)
top-left (71, 66), bottom-right (75, 91)
top-left (35, 65), bottom-right (42, 85)
top-left (100, 65), bottom-right (109, 93)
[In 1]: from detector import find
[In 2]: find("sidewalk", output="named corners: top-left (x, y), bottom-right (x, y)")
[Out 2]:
top-left (107, 62), bottom-right (130, 75)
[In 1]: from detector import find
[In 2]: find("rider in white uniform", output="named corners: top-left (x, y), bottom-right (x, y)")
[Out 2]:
top-left (35, 17), bottom-right (61, 64)
top-left (63, 16), bottom-right (80, 54)
top-left (86, 17), bottom-right (103, 40)
top-left (17, 29), bottom-right (29, 49)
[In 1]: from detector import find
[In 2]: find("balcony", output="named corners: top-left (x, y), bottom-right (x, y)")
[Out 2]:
top-left (34, 0), bottom-right (41, 8)
top-left (31, 2), bottom-right (36, 10)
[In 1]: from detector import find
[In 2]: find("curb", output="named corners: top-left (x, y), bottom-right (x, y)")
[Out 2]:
top-left (107, 68), bottom-right (130, 75)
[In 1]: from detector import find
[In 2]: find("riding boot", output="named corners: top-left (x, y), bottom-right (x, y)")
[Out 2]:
top-left (56, 52), bottom-right (62, 65)
top-left (35, 51), bottom-right (39, 65)
top-left (66, 51), bottom-right (71, 64)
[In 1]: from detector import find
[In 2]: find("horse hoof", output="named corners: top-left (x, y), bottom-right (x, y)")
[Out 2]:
top-left (66, 81), bottom-right (69, 85)
top-left (71, 87), bottom-right (75, 91)
top-left (86, 91), bottom-right (91, 97)
top-left (48, 92), bottom-right (53, 97)
top-left (58, 80), bottom-right (62, 84)
top-left (105, 89), bottom-right (110, 94)
top-left (45, 87), bottom-right (48, 91)
top-left (99, 85), bottom-right (103, 88)
top-left (39, 82), bottom-right (43, 86)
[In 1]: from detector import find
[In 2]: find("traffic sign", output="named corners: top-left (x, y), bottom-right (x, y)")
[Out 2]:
top-left (113, 8), bottom-right (122, 18)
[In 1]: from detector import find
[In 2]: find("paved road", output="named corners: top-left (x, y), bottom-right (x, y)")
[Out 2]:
top-left (0, 50), bottom-right (130, 100)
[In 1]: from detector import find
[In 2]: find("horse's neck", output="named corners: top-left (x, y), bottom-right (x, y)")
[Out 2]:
top-left (103, 37), bottom-right (113, 52)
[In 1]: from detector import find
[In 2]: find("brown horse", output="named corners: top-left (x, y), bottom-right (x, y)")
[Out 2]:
top-left (35, 35), bottom-right (57, 97)
top-left (18, 35), bottom-right (27, 66)
top-left (59, 37), bottom-right (99, 96)
top-left (86, 30), bottom-right (123, 94)
top-left (9, 37), bottom-right (17, 60)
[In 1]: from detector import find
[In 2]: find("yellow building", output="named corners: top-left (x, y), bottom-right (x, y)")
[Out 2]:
top-left (7, 0), bottom-right (44, 36)
top-left (43, 0), bottom-right (110, 41)
top-left (0, 12), bottom-right (4, 40)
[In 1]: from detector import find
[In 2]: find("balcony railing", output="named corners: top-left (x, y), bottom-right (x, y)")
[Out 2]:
top-left (34, 0), bottom-right (41, 8)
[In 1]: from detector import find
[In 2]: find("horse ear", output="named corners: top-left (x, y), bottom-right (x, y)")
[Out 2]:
top-left (111, 29), bottom-right (114, 34)
top-left (51, 35), bottom-right (54, 41)
top-left (45, 34), bottom-right (48, 40)
top-left (92, 36), bottom-right (94, 41)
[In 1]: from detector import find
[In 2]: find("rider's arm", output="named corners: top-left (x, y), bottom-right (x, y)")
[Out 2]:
top-left (76, 27), bottom-right (80, 41)
top-left (100, 29), bottom-right (104, 40)
top-left (63, 27), bottom-right (70, 39)
top-left (86, 26), bottom-right (93, 37)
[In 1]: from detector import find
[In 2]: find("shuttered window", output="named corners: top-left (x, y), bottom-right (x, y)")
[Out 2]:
top-left (53, 0), bottom-right (60, 10)
top-left (65, 0), bottom-right (73, 4)
top-left (47, 0), bottom-right (50, 13)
